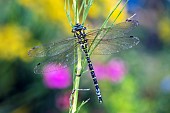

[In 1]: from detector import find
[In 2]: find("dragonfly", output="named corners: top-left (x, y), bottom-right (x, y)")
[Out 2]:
top-left (28, 18), bottom-right (140, 103)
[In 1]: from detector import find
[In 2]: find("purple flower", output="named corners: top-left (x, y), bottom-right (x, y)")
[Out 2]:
top-left (43, 63), bottom-right (71, 89)
top-left (56, 92), bottom-right (70, 110)
top-left (107, 59), bottom-right (127, 82)
top-left (94, 59), bottom-right (127, 82)
top-left (94, 63), bottom-right (107, 80)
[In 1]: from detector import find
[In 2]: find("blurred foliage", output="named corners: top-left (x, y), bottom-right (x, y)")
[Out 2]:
top-left (0, 0), bottom-right (170, 113)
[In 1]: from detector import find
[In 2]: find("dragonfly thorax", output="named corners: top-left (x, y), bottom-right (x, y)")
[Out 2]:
top-left (72, 23), bottom-right (86, 32)
top-left (72, 23), bottom-right (86, 39)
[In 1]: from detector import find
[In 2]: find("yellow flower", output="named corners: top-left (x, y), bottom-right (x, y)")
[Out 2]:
top-left (18, 0), bottom-right (70, 30)
top-left (158, 17), bottom-right (170, 43)
top-left (18, 0), bottom-right (65, 21)
top-left (0, 24), bottom-right (32, 61)
top-left (89, 0), bottom-right (128, 24)
top-left (18, 0), bottom-right (127, 27)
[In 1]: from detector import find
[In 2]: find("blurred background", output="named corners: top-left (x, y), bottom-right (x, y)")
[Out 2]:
top-left (0, 0), bottom-right (170, 113)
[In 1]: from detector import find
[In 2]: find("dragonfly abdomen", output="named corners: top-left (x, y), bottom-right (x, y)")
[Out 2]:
top-left (82, 42), bottom-right (103, 103)
top-left (87, 54), bottom-right (103, 103)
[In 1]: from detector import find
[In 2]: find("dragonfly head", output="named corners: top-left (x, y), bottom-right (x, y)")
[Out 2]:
top-left (72, 23), bottom-right (86, 33)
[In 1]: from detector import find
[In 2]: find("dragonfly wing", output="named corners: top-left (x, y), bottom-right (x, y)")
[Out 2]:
top-left (86, 19), bottom-right (139, 38)
top-left (107, 19), bottom-right (139, 37)
top-left (34, 45), bottom-right (79, 74)
top-left (28, 38), bottom-right (76, 57)
top-left (87, 36), bottom-right (140, 55)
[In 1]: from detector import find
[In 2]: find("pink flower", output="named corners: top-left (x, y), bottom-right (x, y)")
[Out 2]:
top-left (93, 63), bottom-right (107, 80)
top-left (107, 59), bottom-right (127, 82)
top-left (94, 59), bottom-right (127, 82)
top-left (56, 92), bottom-right (70, 110)
top-left (43, 63), bottom-right (71, 89)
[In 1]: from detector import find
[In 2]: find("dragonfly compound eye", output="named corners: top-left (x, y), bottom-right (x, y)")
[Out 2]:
top-left (83, 27), bottom-right (86, 30)
top-left (72, 29), bottom-right (75, 33)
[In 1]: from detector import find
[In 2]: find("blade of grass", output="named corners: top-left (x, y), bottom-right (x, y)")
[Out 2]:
top-left (90, 0), bottom-right (124, 51)
top-left (111, 0), bottom-right (129, 26)
top-left (76, 98), bottom-right (90, 113)
top-left (82, 0), bottom-right (94, 24)
top-left (89, 0), bottom-right (129, 56)
top-left (102, 0), bottom-right (123, 28)
top-left (65, 0), bottom-right (73, 27)
top-left (81, 0), bottom-right (129, 72)
top-left (73, 0), bottom-right (79, 23)
top-left (79, 0), bottom-right (85, 17)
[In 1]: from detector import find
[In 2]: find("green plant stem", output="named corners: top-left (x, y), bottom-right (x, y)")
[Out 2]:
top-left (73, 0), bottom-right (79, 23)
top-left (65, 0), bottom-right (73, 27)
top-left (72, 0), bottom-right (81, 113)
top-left (72, 76), bottom-right (80, 113)
top-left (72, 46), bottom-right (82, 113)
top-left (82, 0), bottom-right (93, 24)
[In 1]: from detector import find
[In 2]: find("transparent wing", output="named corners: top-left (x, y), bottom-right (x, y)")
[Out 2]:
top-left (86, 19), bottom-right (139, 38)
top-left (87, 36), bottom-right (140, 55)
top-left (85, 19), bottom-right (139, 54)
top-left (28, 38), bottom-right (76, 57)
top-left (34, 45), bottom-right (79, 74)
